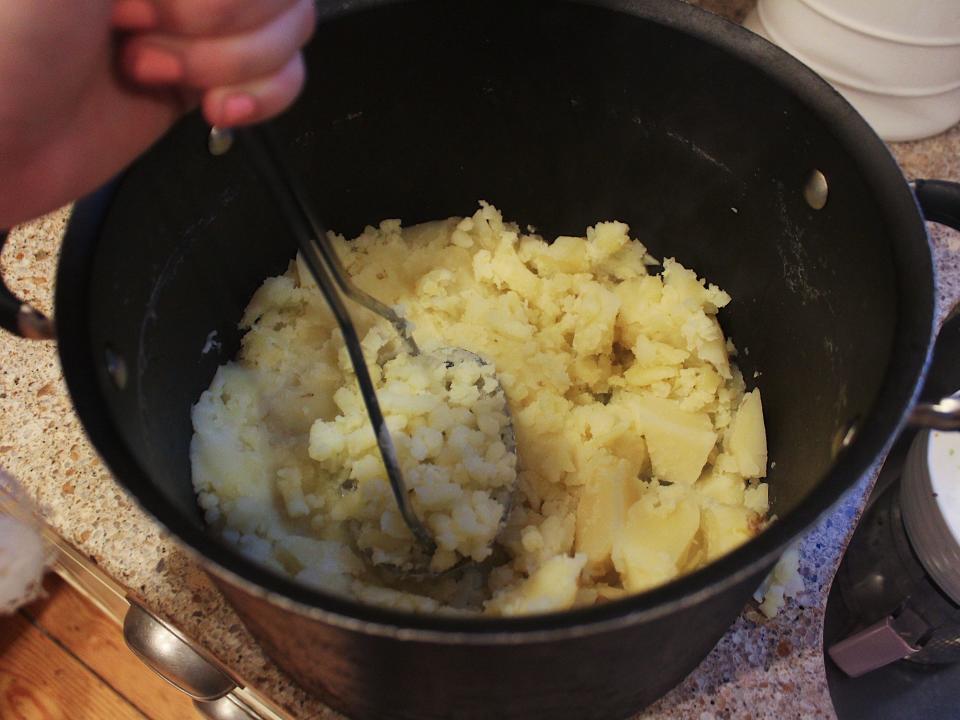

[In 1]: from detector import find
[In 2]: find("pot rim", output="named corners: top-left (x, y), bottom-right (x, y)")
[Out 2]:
top-left (56, 0), bottom-right (935, 642)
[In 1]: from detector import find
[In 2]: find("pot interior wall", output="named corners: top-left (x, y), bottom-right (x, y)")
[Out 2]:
top-left (88, 0), bottom-right (897, 542)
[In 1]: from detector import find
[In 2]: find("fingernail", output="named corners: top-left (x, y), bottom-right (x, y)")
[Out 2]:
top-left (130, 46), bottom-right (183, 83)
top-left (111, 0), bottom-right (158, 30)
top-left (221, 94), bottom-right (257, 126)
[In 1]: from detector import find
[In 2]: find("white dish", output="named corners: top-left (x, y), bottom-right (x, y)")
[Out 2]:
top-left (801, 0), bottom-right (960, 46)
top-left (756, 0), bottom-right (960, 92)
top-left (744, 5), bottom-right (960, 141)
top-left (826, 80), bottom-right (960, 143)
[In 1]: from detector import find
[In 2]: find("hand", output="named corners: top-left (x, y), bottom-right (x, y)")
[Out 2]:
top-left (0, 0), bottom-right (313, 228)
top-left (113, 0), bottom-right (315, 127)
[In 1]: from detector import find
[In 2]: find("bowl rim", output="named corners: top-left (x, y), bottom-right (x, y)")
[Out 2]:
top-left (755, 1), bottom-right (960, 97)
top-left (56, 0), bottom-right (936, 641)
top-left (793, 0), bottom-right (960, 48)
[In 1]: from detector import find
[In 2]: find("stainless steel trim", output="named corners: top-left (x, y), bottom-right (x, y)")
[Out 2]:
top-left (123, 603), bottom-right (236, 701)
top-left (209, 126), bottom-right (235, 156)
top-left (104, 346), bottom-right (128, 390)
top-left (229, 688), bottom-right (289, 720)
top-left (46, 532), bottom-right (291, 719)
top-left (908, 396), bottom-right (960, 431)
top-left (195, 694), bottom-right (265, 720)
top-left (45, 528), bottom-right (129, 624)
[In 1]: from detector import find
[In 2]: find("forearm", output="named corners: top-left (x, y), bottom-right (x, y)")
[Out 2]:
top-left (0, 0), bottom-right (182, 227)
top-left (1, 0), bottom-right (111, 225)
top-left (0, 0), bottom-right (113, 157)
top-left (1, 83), bottom-right (182, 228)
top-left (0, 0), bottom-right (311, 227)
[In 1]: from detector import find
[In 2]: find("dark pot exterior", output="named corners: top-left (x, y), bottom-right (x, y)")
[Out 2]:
top-left (214, 567), bottom-right (766, 720)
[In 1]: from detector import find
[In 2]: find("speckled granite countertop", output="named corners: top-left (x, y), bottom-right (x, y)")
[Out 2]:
top-left (2, 5), bottom-right (959, 720)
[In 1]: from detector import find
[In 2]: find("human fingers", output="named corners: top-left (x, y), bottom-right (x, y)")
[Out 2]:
top-left (121, 0), bottom-right (313, 87)
top-left (201, 52), bottom-right (305, 127)
top-left (112, 0), bottom-right (302, 36)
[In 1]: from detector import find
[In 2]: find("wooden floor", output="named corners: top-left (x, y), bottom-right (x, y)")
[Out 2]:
top-left (0, 574), bottom-right (198, 719)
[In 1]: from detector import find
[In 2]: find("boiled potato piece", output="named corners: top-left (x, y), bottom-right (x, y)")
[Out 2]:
top-left (695, 470), bottom-right (745, 506)
top-left (485, 554), bottom-right (588, 615)
top-left (754, 547), bottom-right (803, 618)
top-left (701, 503), bottom-right (755, 562)
top-left (608, 430), bottom-right (649, 476)
top-left (276, 536), bottom-right (365, 576)
top-left (612, 485), bottom-right (701, 592)
top-left (575, 474), bottom-right (642, 577)
top-left (725, 389), bottom-right (767, 478)
top-left (693, 316), bottom-right (732, 380)
top-left (622, 395), bottom-right (717, 485)
top-left (572, 282), bottom-right (621, 356)
top-left (744, 483), bottom-right (770, 515)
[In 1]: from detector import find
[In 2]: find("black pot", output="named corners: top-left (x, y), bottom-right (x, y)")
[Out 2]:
top-left (4, 1), bottom-right (960, 718)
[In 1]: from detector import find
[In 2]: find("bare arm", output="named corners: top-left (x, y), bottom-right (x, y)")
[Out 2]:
top-left (0, 0), bottom-right (313, 228)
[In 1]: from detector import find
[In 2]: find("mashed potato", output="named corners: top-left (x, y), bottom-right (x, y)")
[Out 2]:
top-left (191, 202), bottom-right (769, 615)
top-left (309, 348), bottom-right (516, 574)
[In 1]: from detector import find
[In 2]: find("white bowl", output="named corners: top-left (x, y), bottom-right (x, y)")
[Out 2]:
top-left (803, 0), bottom-right (960, 46)
top-left (744, 5), bottom-right (960, 141)
top-left (828, 81), bottom-right (960, 143)
top-left (756, 0), bottom-right (960, 90)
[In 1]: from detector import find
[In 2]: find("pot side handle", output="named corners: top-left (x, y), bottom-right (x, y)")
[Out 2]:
top-left (0, 229), bottom-right (55, 340)
top-left (908, 179), bottom-right (960, 431)
top-left (912, 179), bottom-right (960, 232)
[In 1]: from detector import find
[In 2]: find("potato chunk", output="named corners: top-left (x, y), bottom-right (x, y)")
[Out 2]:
top-left (695, 470), bottom-right (745, 506)
top-left (612, 486), bottom-right (701, 592)
top-left (485, 554), bottom-right (588, 615)
top-left (575, 475), bottom-right (642, 576)
top-left (701, 503), bottom-right (755, 561)
top-left (622, 395), bottom-right (717, 484)
top-left (725, 389), bottom-right (767, 478)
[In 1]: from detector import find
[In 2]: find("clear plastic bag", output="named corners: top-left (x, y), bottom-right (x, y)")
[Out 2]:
top-left (0, 469), bottom-right (51, 614)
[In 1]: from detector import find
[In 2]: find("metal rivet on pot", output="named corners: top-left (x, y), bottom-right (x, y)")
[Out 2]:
top-left (832, 419), bottom-right (858, 456)
top-left (208, 126), bottom-right (235, 156)
top-left (804, 170), bottom-right (829, 210)
top-left (841, 424), bottom-right (857, 447)
top-left (105, 347), bottom-right (128, 390)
